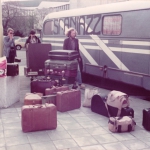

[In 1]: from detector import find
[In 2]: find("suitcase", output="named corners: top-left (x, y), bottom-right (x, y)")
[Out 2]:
top-left (26, 43), bottom-right (51, 73)
top-left (24, 93), bottom-right (42, 105)
top-left (7, 63), bottom-right (19, 76)
top-left (120, 107), bottom-right (134, 118)
top-left (56, 89), bottom-right (81, 112)
top-left (30, 79), bottom-right (56, 95)
top-left (26, 92), bottom-right (43, 97)
top-left (45, 59), bottom-right (78, 76)
top-left (91, 94), bottom-right (109, 117)
top-left (42, 95), bottom-right (56, 105)
top-left (21, 103), bottom-right (57, 132)
top-left (50, 74), bottom-right (75, 84)
top-left (48, 50), bottom-right (79, 60)
top-left (143, 108), bottom-right (150, 131)
top-left (45, 86), bottom-right (69, 95)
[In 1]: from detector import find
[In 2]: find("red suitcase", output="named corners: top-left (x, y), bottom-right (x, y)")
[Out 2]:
top-left (56, 89), bottom-right (81, 112)
top-left (45, 86), bottom-right (69, 95)
top-left (24, 93), bottom-right (42, 105)
top-left (21, 103), bottom-right (57, 132)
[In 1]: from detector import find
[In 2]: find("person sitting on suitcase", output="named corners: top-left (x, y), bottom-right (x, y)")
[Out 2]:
top-left (25, 29), bottom-right (41, 48)
top-left (63, 27), bottom-right (85, 89)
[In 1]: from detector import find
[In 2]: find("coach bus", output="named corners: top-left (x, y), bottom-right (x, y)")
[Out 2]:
top-left (41, 1), bottom-right (150, 91)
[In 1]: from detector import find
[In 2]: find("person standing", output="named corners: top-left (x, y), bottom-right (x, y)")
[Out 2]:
top-left (3, 28), bottom-right (16, 63)
top-left (63, 27), bottom-right (85, 89)
top-left (25, 29), bottom-right (41, 48)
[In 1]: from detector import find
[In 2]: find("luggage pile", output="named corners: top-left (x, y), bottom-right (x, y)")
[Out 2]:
top-left (84, 89), bottom-right (136, 133)
top-left (44, 50), bottom-right (79, 84)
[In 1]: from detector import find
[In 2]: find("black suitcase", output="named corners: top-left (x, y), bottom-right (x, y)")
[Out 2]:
top-left (120, 107), bottom-right (134, 118)
top-left (48, 50), bottom-right (79, 60)
top-left (91, 94), bottom-right (109, 117)
top-left (26, 43), bottom-right (51, 74)
top-left (30, 79), bottom-right (56, 95)
top-left (143, 108), bottom-right (150, 131)
top-left (7, 63), bottom-right (19, 76)
top-left (45, 59), bottom-right (78, 71)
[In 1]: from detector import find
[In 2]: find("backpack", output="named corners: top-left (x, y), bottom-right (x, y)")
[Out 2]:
top-left (108, 116), bottom-right (136, 133)
top-left (106, 90), bottom-right (129, 117)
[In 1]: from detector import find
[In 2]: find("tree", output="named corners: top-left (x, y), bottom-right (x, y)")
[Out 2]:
top-left (2, 1), bottom-right (35, 36)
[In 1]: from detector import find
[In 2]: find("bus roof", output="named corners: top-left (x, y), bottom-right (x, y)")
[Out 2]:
top-left (43, 1), bottom-right (150, 22)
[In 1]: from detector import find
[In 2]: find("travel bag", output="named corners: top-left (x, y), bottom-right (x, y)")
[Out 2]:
top-left (56, 89), bottom-right (81, 112)
top-left (142, 108), bottom-right (150, 131)
top-left (21, 103), bottom-right (57, 132)
top-left (30, 78), bottom-right (56, 95)
top-left (24, 93), bottom-right (42, 105)
top-left (108, 116), bottom-right (136, 133)
top-left (45, 86), bottom-right (69, 95)
top-left (48, 50), bottom-right (79, 60)
top-left (120, 107), bottom-right (134, 118)
top-left (91, 94), bottom-right (109, 117)
top-left (0, 57), bottom-right (7, 77)
top-left (7, 63), bottom-right (19, 76)
top-left (106, 90), bottom-right (129, 117)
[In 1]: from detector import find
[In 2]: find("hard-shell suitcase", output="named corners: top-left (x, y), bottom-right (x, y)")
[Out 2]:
top-left (30, 79), bottom-right (56, 95)
top-left (120, 107), bottom-right (134, 118)
top-left (21, 103), bottom-right (57, 132)
top-left (45, 59), bottom-right (78, 76)
top-left (143, 108), bottom-right (150, 131)
top-left (24, 93), bottom-right (42, 105)
top-left (91, 94), bottom-right (108, 117)
top-left (26, 43), bottom-right (51, 72)
top-left (50, 75), bottom-right (75, 84)
top-left (45, 86), bottom-right (69, 95)
top-left (26, 92), bottom-right (43, 97)
top-left (7, 63), bottom-right (19, 76)
top-left (48, 50), bottom-right (79, 60)
top-left (42, 95), bottom-right (56, 105)
top-left (56, 89), bottom-right (81, 112)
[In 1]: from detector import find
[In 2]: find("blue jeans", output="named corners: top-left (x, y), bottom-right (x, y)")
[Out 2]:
top-left (76, 70), bottom-right (82, 85)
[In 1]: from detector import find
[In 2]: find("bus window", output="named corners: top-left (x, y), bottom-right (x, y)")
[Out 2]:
top-left (44, 20), bottom-right (53, 35)
top-left (102, 15), bottom-right (122, 35)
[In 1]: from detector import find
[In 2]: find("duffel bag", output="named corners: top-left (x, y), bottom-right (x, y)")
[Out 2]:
top-left (108, 116), bottom-right (136, 133)
top-left (106, 90), bottom-right (129, 117)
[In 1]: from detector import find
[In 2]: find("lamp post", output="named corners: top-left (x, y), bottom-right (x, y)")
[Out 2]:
top-left (0, 0), bottom-right (3, 57)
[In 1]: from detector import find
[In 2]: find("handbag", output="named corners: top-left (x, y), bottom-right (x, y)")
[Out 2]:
top-left (108, 116), bottom-right (136, 133)
top-left (82, 87), bottom-right (100, 107)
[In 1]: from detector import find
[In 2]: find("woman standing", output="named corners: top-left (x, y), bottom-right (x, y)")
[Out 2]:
top-left (3, 28), bottom-right (16, 63)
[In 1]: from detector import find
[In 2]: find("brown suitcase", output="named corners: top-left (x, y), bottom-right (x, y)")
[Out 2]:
top-left (56, 89), bottom-right (81, 112)
top-left (45, 86), bottom-right (69, 95)
top-left (21, 103), bottom-right (57, 132)
top-left (26, 93), bottom-right (43, 97)
top-left (24, 93), bottom-right (42, 105)
top-left (42, 95), bottom-right (56, 105)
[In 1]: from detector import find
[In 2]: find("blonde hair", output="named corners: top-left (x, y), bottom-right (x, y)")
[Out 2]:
top-left (7, 28), bottom-right (14, 33)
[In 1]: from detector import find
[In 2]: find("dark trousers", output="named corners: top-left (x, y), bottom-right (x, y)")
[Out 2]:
top-left (7, 53), bottom-right (15, 63)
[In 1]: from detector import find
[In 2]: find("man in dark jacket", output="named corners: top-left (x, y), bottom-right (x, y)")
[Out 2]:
top-left (63, 28), bottom-right (85, 89)
top-left (25, 29), bottom-right (41, 48)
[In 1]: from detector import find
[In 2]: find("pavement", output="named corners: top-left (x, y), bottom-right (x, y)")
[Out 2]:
top-left (0, 50), bottom-right (150, 150)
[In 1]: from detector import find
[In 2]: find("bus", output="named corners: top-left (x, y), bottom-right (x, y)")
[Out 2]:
top-left (42, 1), bottom-right (150, 91)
